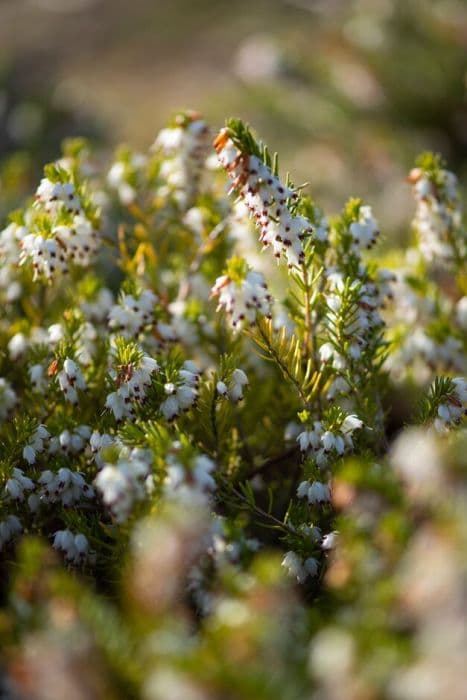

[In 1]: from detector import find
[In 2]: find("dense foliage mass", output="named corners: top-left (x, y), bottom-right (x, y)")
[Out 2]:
top-left (0, 112), bottom-right (465, 699)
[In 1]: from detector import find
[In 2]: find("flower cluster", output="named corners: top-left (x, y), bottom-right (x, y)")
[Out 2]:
top-left (348, 204), bottom-right (380, 251)
top-left (434, 377), bottom-right (467, 431)
top-left (297, 480), bottom-right (331, 505)
top-left (153, 111), bottom-right (210, 208)
top-left (107, 149), bottom-right (148, 205)
top-left (52, 529), bottom-right (90, 564)
top-left (0, 221), bottom-right (29, 302)
top-left (94, 448), bottom-right (153, 522)
top-left (297, 414), bottom-right (363, 467)
top-left (0, 515), bottom-right (21, 550)
top-left (0, 110), bottom-right (465, 700)
top-left (159, 361), bottom-right (200, 421)
top-left (105, 349), bottom-right (159, 421)
top-left (409, 157), bottom-right (465, 264)
top-left (22, 424), bottom-right (50, 464)
top-left (211, 262), bottom-right (273, 330)
top-left (281, 550), bottom-right (319, 583)
top-left (386, 269), bottom-right (466, 384)
top-left (216, 368), bottom-right (249, 403)
top-left (38, 467), bottom-right (94, 507)
top-left (214, 124), bottom-right (313, 267)
top-left (321, 274), bottom-right (384, 368)
top-left (35, 178), bottom-right (82, 214)
top-left (48, 425), bottom-right (92, 456)
top-left (18, 165), bottom-right (100, 281)
top-left (5, 468), bottom-right (35, 502)
top-left (108, 289), bottom-right (157, 338)
top-left (57, 358), bottom-right (87, 405)
top-left (164, 451), bottom-right (216, 504)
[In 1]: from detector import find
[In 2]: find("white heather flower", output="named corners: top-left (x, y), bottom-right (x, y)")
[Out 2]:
top-left (214, 128), bottom-right (313, 268)
top-left (90, 431), bottom-right (114, 454)
top-left (193, 455), bottom-right (216, 490)
top-left (319, 342), bottom-right (346, 370)
top-left (81, 287), bottom-right (114, 322)
top-left (212, 269), bottom-right (273, 330)
top-left (27, 493), bottom-right (40, 513)
top-left (48, 425), bottom-right (91, 456)
top-left (0, 515), bottom-right (22, 549)
top-left (308, 481), bottom-right (331, 504)
top-left (0, 378), bottom-right (17, 420)
top-left (53, 529), bottom-right (90, 564)
top-left (297, 480), bottom-right (331, 505)
top-left (53, 215), bottom-right (98, 267)
top-left (179, 361), bottom-right (201, 387)
top-left (216, 368), bottom-right (249, 403)
top-left (284, 421), bottom-right (301, 442)
top-left (8, 333), bottom-right (28, 360)
top-left (106, 352), bottom-right (159, 422)
top-left (159, 361), bottom-right (200, 421)
top-left (89, 431), bottom-right (115, 467)
top-left (57, 358), bottom-right (87, 405)
top-left (107, 152), bottom-right (147, 205)
top-left (315, 215), bottom-right (329, 242)
top-left (22, 446), bottom-right (36, 465)
top-left (22, 424), bottom-right (50, 464)
top-left (216, 380), bottom-right (228, 396)
top-left (296, 480), bottom-right (310, 499)
top-left (164, 452), bottom-right (216, 503)
top-left (153, 113), bottom-right (210, 208)
top-left (434, 377), bottom-right (467, 430)
top-left (29, 363), bottom-right (47, 393)
top-left (321, 430), bottom-right (344, 454)
top-left (48, 323), bottom-right (64, 344)
top-left (18, 171), bottom-right (100, 281)
top-left (38, 467), bottom-right (94, 506)
top-left (282, 551), bottom-right (319, 583)
top-left (341, 414), bottom-right (364, 434)
top-left (0, 221), bottom-right (29, 302)
top-left (409, 165), bottom-right (464, 264)
top-left (95, 448), bottom-right (152, 522)
top-left (6, 468), bottom-right (35, 501)
top-left (229, 368), bottom-right (249, 402)
top-left (297, 422), bottom-right (322, 452)
top-left (108, 289), bottom-right (157, 338)
top-left (298, 415), bottom-right (362, 466)
top-left (36, 179), bottom-right (81, 214)
top-left (321, 531), bottom-right (339, 550)
top-left (349, 205), bottom-right (380, 250)
top-left (160, 384), bottom-right (192, 421)
top-left (20, 222), bottom-right (97, 280)
top-left (300, 524), bottom-right (323, 543)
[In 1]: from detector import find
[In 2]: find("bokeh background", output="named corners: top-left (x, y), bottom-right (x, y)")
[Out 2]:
top-left (1, 0), bottom-right (467, 238)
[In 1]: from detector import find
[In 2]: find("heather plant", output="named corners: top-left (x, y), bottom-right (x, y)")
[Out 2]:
top-left (0, 112), bottom-right (465, 699)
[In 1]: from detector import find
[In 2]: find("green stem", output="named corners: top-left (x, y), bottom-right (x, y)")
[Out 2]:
top-left (257, 323), bottom-right (309, 408)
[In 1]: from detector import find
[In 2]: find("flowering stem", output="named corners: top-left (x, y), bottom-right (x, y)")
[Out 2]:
top-left (219, 475), bottom-right (293, 534)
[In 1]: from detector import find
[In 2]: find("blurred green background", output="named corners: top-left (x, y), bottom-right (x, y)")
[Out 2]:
top-left (1, 0), bottom-right (467, 238)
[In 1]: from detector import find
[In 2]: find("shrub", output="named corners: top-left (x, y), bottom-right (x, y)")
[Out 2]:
top-left (0, 112), bottom-right (465, 699)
